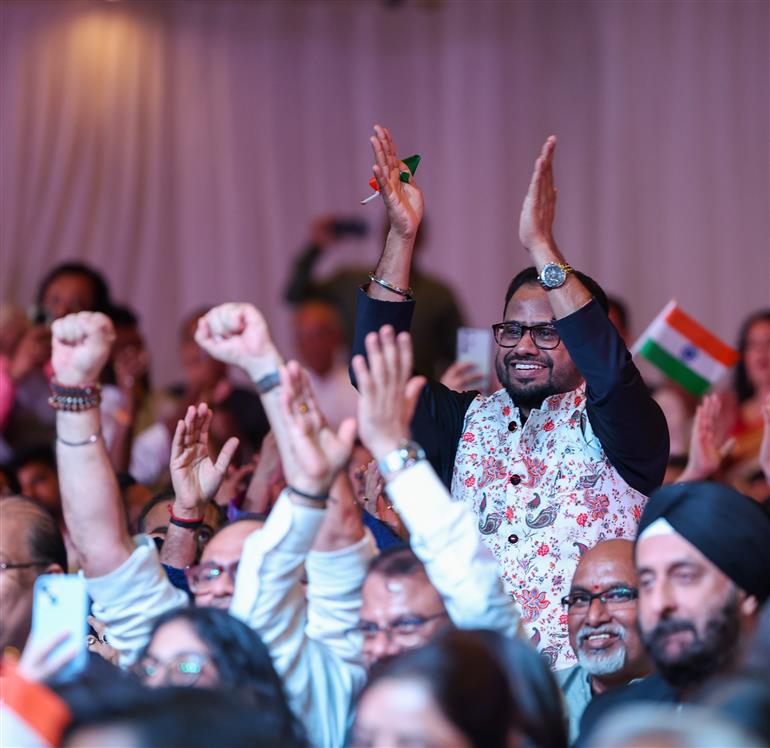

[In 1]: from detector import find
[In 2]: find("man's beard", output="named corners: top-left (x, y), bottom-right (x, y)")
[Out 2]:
top-left (640, 591), bottom-right (741, 691)
top-left (576, 623), bottom-right (628, 676)
top-left (495, 352), bottom-right (580, 411)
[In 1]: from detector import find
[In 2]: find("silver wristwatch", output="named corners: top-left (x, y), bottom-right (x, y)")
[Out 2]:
top-left (538, 262), bottom-right (573, 290)
top-left (377, 439), bottom-right (426, 478)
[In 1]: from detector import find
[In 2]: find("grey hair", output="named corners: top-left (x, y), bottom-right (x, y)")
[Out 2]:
top-left (585, 703), bottom-right (765, 748)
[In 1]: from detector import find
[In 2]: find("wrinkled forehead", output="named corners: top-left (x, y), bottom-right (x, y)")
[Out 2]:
top-left (572, 552), bottom-right (638, 590)
top-left (503, 283), bottom-right (554, 323)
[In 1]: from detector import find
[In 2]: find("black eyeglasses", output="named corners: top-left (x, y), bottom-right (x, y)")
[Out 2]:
top-left (0, 561), bottom-right (48, 571)
top-left (346, 612), bottom-right (449, 643)
top-left (561, 586), bottom-right (638, 612)
top-left (492, 322), bottom-right (561, 350)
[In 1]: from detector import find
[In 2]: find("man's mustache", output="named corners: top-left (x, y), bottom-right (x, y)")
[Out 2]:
top-left (578, 622), bottom-right (626, 645)
top-left (643, 617), bottom-right (698, 646)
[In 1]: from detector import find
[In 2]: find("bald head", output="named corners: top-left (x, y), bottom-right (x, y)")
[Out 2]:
top-left (0, 496), bottom-right (67, 651)
top-left (567, 539), bottom-right (650, 686)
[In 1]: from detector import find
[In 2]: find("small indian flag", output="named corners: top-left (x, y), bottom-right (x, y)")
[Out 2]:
top-left (631, 301), bottom-right (740, 396)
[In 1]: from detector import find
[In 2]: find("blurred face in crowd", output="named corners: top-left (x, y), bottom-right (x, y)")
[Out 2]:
top-left (16, 460), bottom-right (61, 517)
top-left (636, 529), bottom-right (758, 690)
top-left (0, 498), bottom-right (63, 652)
top-left (179, 337), bottom-right (226, 395)
top-left (743, 318), bottom-right (770, 392)
top-left (359, 570), bottom-right (450, 668)
top-left (41, 272), bottom-right (97, 321)
top-left (351, 677), bottom-right (472, 748)
top-left (189, 520), bottom-right (262, 610)
top-left (142, 500), bottom-right (221, 561)
top-left (293, 301), bottom-right (344, 377)
top-left (495, 283), bottom-right (582, 412)
top-left (566, 540), bottom-right (649, 687)
top-left (139, 618), bottom-right (219, 689)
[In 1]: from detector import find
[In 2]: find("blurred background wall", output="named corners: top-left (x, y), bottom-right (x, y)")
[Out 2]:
top-left (1, 0), bottom-right (767, 384)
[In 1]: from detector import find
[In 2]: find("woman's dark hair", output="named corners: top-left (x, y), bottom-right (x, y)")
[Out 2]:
top-left (35, 261), bottom-right (111, 313)
top-left (733, 309), bottom-right (770, 402)
top-left (357, 629), bottom-right (520, 748)
top-left (504, 266), bottom-right (609, 317)
top-left (62, 685), bottom-right (306, 748)
top-left (142, 607), bottom-right (304, 745)
top-left (474, 630), bottom-right (568, 748)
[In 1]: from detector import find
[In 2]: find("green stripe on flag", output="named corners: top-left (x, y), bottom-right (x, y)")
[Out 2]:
top-left (639, 340), bottom-right (710, 396)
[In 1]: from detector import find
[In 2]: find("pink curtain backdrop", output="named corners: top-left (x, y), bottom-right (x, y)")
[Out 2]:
top-left (1, 0), bottom-right (768, 386)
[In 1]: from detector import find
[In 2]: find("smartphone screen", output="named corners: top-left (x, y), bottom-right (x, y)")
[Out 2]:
top-left (456, 327), bottom-right (493, 393)
top-left (30, 574), bottom-right (88, 683)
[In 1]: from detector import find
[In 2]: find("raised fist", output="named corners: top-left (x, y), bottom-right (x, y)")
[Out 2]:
top-left (194, 303), bottom-right (278, 380)
top-left (51, 312), bottom-right (115, 386)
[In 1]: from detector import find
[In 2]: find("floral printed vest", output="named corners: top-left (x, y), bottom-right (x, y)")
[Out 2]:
top-left (451, 386), bottom-right (646, 670)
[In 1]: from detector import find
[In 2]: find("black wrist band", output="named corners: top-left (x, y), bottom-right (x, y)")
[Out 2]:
top-left (168, 516), bottom-right (204, 530)
top-left (287, 485), bottom-right (329, 502)
top-left (255, 371), bottom-right (281, 395)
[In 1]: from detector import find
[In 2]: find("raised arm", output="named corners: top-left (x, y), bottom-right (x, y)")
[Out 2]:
top-left (367, 125), bottom-right (424, 301)
top-left (161, 403), bottom-right (239, 568)
top-left (353, 326), bottom-right (522, 636)
top-left (51, 312), bottom-right (132, 576)
top-left (518, 136), bottom-right (591, 318)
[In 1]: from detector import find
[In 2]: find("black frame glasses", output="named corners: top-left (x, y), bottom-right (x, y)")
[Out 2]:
top-left (561, 586), bottom-right (639, 611)
top-left (0, 561), bottom-right (48, 571)
top-left (491, 322), bottom-right (561, 350)
top-left (346, 611), bottom-right (449, 642)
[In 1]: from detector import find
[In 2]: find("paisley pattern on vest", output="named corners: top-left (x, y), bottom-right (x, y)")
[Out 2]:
top-left (451, 386), bottom-right (646, 670)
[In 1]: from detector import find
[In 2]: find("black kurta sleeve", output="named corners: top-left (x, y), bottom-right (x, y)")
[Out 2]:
top-left (351, 288), bottom-right (478, 488)
top-left (554, 299), bottom-right (669, 495)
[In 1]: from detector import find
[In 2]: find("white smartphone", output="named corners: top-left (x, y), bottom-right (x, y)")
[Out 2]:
top-left (30, 573), bottom-right (88, 682)
top-left (456, 327), bottom-right (493, 392)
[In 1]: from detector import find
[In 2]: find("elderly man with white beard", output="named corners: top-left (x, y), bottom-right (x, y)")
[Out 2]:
top-left (556, 539), bottom-right (652, 742)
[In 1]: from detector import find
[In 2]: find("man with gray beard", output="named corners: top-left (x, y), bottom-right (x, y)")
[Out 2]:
top-left (556, 539), bottom-right (652, 742)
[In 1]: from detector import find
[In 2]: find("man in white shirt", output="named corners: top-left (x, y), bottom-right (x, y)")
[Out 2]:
top-left (197, 303), bottom-right (522, 747)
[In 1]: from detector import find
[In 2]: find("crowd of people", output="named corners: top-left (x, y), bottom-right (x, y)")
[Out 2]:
top-left (1, 125), bottom-right (769, 748)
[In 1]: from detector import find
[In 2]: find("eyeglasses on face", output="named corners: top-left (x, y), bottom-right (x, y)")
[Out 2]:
top-left (133, 652), bottom-right (211, 686)
top-left (185, 560), bottom-right (239, 592)
top-left (561, 586), bottom-right (638, 612)
top-left (0, 560), bottom-right (48, 571)
top-left (491, 321), bottom-right (561, 350)
top-left (347, 611), bottom-right (449, 643)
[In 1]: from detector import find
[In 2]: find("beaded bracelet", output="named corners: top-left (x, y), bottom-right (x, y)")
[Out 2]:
top-left (48, 381), bottom-right (102, 412)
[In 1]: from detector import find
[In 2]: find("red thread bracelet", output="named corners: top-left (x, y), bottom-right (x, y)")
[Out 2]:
top-left (167, 504), bottom-right (204, 526)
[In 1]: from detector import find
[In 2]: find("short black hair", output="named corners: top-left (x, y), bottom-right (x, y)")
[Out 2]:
top-left (367, 544), bottom-right (426, 578)
top-left (10, 444), bottom-right (56, 475)
top-left (107, 303), bottom-right (139, 328)
top-left (503, 266), bottom-right (609, 317)
top-left (0, 495), bottom-right (67, 570)
top-left (136, 491), bottom-right (174, 533)
top-left (359, 629), bottom-right (518, 748)
top-left (62, 685), bottom-right (307, 748)
top-left (607, 294), bottom-right (630, 331)
top-left (36, 262), bottom-right (111, 313)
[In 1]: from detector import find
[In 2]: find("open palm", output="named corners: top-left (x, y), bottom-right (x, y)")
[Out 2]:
top-left (170, 403), bottom-right (239, 510)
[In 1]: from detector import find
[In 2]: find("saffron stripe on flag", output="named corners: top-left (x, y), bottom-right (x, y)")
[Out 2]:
top-left (664, 307), bottom-right (739, 367)
top-left (639, 340), bottom-right (711, 396)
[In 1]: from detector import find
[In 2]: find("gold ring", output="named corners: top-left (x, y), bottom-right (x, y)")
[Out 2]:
top-left (298, 402), bottom-right (309, 414)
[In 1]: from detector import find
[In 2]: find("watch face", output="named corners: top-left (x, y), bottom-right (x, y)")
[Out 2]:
top-left (541, 263), bottom-right (566, 288)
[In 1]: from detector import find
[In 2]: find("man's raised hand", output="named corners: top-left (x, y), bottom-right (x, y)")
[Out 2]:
top-left (170, 403), bottom-right (240, 512)
top-left (370, 125), bottom-right (424, 241)
top-left (195, 303), bottom-right (280, 381)
top-left (519, 136), bottom-right (558, 253)
top-left (279, 361), bottom-right (356, 497)
top-left (351, 325), bottom-right (426, 460)
top-left (51, 312), bottom-right (115, 386)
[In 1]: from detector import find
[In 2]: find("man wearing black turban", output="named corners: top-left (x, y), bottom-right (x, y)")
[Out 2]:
top-left (576, 482), bottom-right (770, 744)
top-left (635, 481), bottom-right (769, 695)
